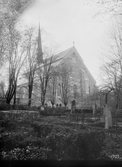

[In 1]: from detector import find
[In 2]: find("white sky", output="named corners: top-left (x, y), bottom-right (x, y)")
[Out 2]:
top-left (18, 0), bottom-right (111, 86)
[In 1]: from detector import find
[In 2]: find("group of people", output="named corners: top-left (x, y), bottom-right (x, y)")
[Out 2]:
top-left (44, 103), bottom-right (62, 108)
top-left (40, 103), bottom-right (63, 110)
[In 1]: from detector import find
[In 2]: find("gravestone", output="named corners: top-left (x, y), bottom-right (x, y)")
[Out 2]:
top-left (92, 104), bottom-right (96, 116)
top-left (103, 104), bottom-right (112, 129)
top-left (100, 115), bottom-right (105, 123)
top-left (40, 106), bottom-right (44, 111)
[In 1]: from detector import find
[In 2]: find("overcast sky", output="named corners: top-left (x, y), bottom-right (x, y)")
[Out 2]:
top-left (18, 0), bottom-right (112, 85)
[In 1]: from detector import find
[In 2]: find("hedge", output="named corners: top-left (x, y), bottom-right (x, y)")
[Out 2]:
top-left (0, 104), bottom-right (40, 111)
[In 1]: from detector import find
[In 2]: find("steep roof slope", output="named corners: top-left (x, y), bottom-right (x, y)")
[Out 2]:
top-left (52, 47), bottom-right (73, 67)
top-left (52, 46), bottom-right (96, 83)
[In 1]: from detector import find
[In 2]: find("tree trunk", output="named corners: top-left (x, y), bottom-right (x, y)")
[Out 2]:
top-left (5, 83), bottom-right (15, 104)
top-left (28, 84), bottom-right (33, 107)
top-left (6, 98), bottom-right (11, 104)
top-left (51, 102), bottom-right (54, 108)
top-left (105, 94), bottom-right (107, 104)
top-left (41, 93), bottom-right (46, 107)
top-left (28, 90), bottom-right (32, 107)
top-left (28, 93), bottom-right (32, 107)
top-left (13, 85), bottom-right (16, 105)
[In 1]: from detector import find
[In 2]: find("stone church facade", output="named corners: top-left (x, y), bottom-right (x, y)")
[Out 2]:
top-left (45, 46), bottom-right (96, 109)
top-left (16, 26), bottom-right (96, 109)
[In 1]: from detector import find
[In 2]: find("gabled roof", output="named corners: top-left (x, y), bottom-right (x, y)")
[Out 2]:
top-left (18, 45), bottom-right (96, 88)
top-left (53, 47), bottom-right (72, 60)
top-left (52, 46), bottom-right (96, 83)
top-left (52, 47), bottom-right (73, 67)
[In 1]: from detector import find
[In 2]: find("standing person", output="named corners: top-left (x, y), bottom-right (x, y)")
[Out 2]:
top-left (71, 100), bottom-right (76, 113)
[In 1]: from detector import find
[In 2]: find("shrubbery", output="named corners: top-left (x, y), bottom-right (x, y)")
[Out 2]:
top-left (1, 146), bottom-right (50, 160)
top-left (1, 128), bottom-right (106, 160)
top-left (0, 104), bottom-right (70, 117)
top-left (1, 112), bottom-right (122, 160)
top-left (88, 122), bottom-right (105, 128)
top-left (0, 112), bottom-right (106, 160)
top-left (0, 104), bottom-right (11, 111)
top-left (31, 121), bottom-right (53, 137)
top-left (0, 104), bottom-right (41, 111)
top-left (43, 129), bottom-right (105, 160)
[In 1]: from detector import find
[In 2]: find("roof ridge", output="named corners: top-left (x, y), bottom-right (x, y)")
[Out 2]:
top-left (54, 46), bottom-right (73, 57)
top-left (51, 46), bottom-right (74, 71)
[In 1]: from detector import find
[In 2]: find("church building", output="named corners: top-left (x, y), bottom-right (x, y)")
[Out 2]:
top-left (45, 45), bottom-right (96, 108)
top-left (17, 25), bottom-right (96, 109)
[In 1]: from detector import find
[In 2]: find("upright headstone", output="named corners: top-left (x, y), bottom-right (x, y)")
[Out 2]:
top-left (41, 106), bottom-right (44, 111)
top-left (100, 105), bottom-right (105, 123)
top-left (92, 104), bottom-right (95, 117)
top-left (104, 104), bottom-right (112, 129)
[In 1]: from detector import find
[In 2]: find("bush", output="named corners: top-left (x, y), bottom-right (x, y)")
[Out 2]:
top-left (0, 111), bottom-right (109, 160)
top-left (44, 129), bottom-right (105, 160)
top-left (0, 114), bottom-right (18, 131)
top-left (75, 109), bottom-right (82, 113)
top-left (88, 122), bottom-right (105, 128)
top-left (31, 121), bottom-right (53, 137)
top-left (1, 146), bottom-right (50, 160)
top-left (0, 104), bottom-right (11, 111)
top-left (85, 118), bottom-right (95, 123)
top-left (0, 104), bottom-right (40, 111)
top-left (30, 121), bottom-right (106, 160)
top-left (0, 131), bottom-right (29, 151)
top-left (82, 109), bottom-right (93, 114)
top-left (31, 120), bottom-right (106, 160)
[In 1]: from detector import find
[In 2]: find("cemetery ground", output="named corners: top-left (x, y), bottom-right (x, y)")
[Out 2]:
top-left (1, 106), bottom-right (122, 161)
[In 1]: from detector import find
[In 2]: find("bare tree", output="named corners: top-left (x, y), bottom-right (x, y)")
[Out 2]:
top-left (100, 20), bottom-right (122, 108)
top-left (48, 71), bottom-right (57, 107)
top-left (5, 29), bottom-right (27, 104)
top-left (0, 0), bottom-right (33, 104)
top-left (22, 26), bottom-right (58, 107)
top-left (0, 0), bottom-right (32, 69)
top-left (0, 0), bottom-right (32, 16)
top-left (23, 28), bottom-right (39, 107)
top-left (0, 18), bottom-right (6, 68)
top-left (37, 56), bottom-right (55, 107)
top-left (0, 81), bottom-right (5, 97)
top-left (89, 0), bottom-right (122, 18)
top-left (57, 63), bottom-right (72, 107)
